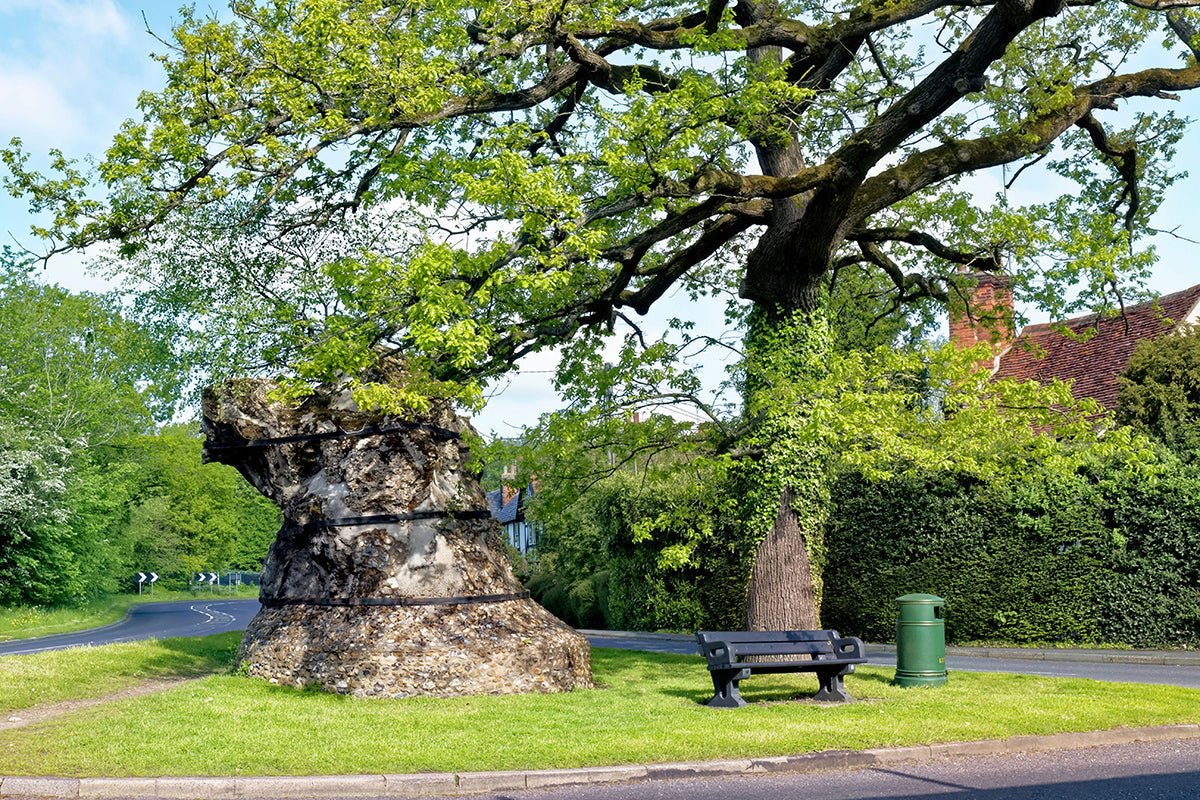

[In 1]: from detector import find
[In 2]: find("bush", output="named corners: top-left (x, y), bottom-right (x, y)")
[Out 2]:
top-left (823, 465), bottom-right (1108, 644)
top-left (596, 472), bottom-right (752, 632)
top-left (1091, 468), bottom-right (1200, 648)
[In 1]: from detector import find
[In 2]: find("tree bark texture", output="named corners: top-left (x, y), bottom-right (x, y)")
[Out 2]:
top-left (745, 488), bottom-right (820, 630)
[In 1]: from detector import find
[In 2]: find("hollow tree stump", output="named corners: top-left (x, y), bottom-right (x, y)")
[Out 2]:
top-left (201, 374), bottom-right (591, 698)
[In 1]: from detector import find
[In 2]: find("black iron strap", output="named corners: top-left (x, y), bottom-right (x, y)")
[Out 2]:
top-left (260, 591), bottom-right (531, 608)
top-left (281, 510), bottom-right (492, 536)
top-left (205, 420), bottom-right (462, 451)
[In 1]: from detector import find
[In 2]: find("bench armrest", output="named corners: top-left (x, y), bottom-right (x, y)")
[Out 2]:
top-left (695, 632), bottom-right (737, 668)
top-left (831, 635), bottom-right (867, 661)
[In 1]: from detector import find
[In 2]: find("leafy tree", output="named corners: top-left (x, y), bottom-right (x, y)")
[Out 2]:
top-left (1116, 328), bottom-right (1200, 461)
top-left (0, 421), bottom-right (72, 603)
top-left (0, 255), bottom-right (185, 603)
top-left (123, 424), bottom-right (281, 578)
top-left (0, 253), bottom-right (183, 444)
top-left (4, 0), bottom-right (1198, 626)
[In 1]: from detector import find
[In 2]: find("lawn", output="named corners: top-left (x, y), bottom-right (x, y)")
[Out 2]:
top-left (1, 635), bottom-right (1197, 777)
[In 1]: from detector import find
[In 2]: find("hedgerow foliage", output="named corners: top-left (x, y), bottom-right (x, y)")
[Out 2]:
top-left (822, 459), bottom-right (1200, 648)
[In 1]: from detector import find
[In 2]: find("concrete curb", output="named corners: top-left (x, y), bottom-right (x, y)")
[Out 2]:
top-left (866, 643), bottom-right (1200, 666)
top-left (4, 725), bottom-right (1198, 798)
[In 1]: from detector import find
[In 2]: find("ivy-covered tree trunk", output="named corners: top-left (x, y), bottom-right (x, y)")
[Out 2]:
top-left (735, 303), bottom-right (832, 631)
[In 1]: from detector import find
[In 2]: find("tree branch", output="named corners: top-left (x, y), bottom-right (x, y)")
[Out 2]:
top-left (1075, 113), bottom-right (1140, 233)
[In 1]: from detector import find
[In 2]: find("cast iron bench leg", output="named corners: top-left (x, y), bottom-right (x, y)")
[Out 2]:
top-left (812, 668), bottom-right (853, 703)
top-left (707, 668), bottom-right (748, 708)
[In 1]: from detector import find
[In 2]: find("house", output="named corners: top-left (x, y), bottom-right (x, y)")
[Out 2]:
top-left (486, 461), bottom-right (539, 554)
top-left (951, 275), bottom-right (1200, 411)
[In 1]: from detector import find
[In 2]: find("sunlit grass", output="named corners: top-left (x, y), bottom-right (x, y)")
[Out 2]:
top-left (0, 587), bottom-right (260, 642)
top-left (1, 639), bottom-right (1197, 777)
top-left (0, 632), bottom-right (241, 713)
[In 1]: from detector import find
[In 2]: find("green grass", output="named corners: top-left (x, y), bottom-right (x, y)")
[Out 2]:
top-left (1, 638), bottom-right (1198, 777)
top-left (0, 587), bottom-right (260, 642)
top-left (0, 632), bottom-right (242, 714)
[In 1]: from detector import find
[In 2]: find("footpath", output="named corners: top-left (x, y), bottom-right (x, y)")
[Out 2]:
top-left (4, 638), bottom-right (1200, 799)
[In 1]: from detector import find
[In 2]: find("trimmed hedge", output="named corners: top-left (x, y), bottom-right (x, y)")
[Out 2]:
top-left (526, 453), bottom-right (1200, 648)
top-left (823, 462), bottom-right (1200, 648)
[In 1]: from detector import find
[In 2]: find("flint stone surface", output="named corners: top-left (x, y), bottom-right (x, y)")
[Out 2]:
top-left (201, 371), bottom-right (591, 698)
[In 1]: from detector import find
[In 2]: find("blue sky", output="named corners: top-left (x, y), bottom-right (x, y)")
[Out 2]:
top-left (1, 1), bottom-right (1198, 433)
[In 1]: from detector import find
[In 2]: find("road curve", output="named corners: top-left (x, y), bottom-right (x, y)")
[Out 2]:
top-left (0, 599), bottom-right (261, 657)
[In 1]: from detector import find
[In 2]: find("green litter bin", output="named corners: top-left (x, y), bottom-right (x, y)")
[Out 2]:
top-left (894, 593), bottom-right (948, 687)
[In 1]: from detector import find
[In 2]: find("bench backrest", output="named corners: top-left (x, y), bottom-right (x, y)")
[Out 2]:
top-left (696, 629), bottom-right (859, 665)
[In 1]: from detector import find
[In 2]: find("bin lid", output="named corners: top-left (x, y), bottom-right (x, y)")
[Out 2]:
top-left (896, 593), bottom-right (944, 604)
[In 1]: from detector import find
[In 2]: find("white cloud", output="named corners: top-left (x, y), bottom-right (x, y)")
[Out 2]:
top-left (0, 69), bottom-right (85, 140)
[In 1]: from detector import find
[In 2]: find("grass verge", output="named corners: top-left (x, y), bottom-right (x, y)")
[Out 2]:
top-left (0, 588), bottom-right (260, 642)
top-left (0, 632), bottom-right (241, 714)
top-left (1, 638), bottom-right (1198, 777)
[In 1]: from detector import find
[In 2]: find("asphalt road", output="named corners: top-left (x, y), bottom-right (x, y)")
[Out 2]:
top-left (461, 739), bottom-right (1200, 800)
top-left (0, 598), bottom-right (262, 656)
top-left (7, 605), bottom-right (1200, 690)
top-left (585, 633), bottom-right (1200, 690)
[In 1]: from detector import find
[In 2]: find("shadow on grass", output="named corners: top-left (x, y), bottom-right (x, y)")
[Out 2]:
top-left (143, 631), bottom-right (242, 678)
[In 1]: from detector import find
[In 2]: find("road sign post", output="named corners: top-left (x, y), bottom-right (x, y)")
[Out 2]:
top-left (149, 572), bottom-right (159, 597)
top-left (136, 572), bottom-right (147, 596)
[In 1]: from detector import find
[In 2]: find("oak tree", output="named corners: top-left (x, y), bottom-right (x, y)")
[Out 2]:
top-left (5, 0), bottom-right (1198, 627)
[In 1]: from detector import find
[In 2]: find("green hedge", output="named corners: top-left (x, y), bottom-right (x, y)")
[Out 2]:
top-left (598, 475), bottom-right (752, 632)
top-left (1092, 470), bottom-right (1200, 647)
top-left (527, 453), bottom-right (1200, 648)
top-left (823, 462), bottom-right (1200, 648)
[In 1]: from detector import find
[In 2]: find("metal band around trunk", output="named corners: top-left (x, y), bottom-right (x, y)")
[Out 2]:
top-left (259, 591), bottom-right (531, 608)
top-left (205, 420), bottom-right (463, 451)
top-left (280, 510), bottom-right (493, 536)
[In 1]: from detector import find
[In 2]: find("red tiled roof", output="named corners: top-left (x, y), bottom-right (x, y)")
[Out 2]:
top-left (992, 283), bottom-right (1200, 410)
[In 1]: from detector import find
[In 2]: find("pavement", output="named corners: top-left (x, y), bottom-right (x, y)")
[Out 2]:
top-left (4, 632), bottom-right (1200, 798)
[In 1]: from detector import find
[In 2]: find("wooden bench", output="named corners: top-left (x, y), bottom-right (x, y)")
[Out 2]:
top-left (695, 630), bottom-right (867, 708)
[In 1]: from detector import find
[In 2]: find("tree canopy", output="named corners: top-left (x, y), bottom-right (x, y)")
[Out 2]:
top-left (1118, 327), bottom-right (1200, 460)
top-left (3, 0), bottom-right (1196, 407)
top-left (4, 0), bottom-right (1198, 626)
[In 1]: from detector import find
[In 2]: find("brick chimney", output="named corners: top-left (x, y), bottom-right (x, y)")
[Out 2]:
top-left (949, 271), bottom-right (1015, 357)
top-left (501, 462), bottom-right (519, 505)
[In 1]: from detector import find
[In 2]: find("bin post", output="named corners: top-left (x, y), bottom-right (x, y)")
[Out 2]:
top-left (894, 593), bottom-right (947, 687)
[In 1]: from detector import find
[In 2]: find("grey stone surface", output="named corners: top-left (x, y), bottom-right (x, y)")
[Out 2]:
top-left (645, 760), bottom-right (753, 780)
top-left (862, 745), bottom-right (934, 764)
top-left (153, 778), bottom-right (237, 799)
top-left (1, 777), bottom-right (79, 798)
top-left (524, 766), bottom-right (648, 790)
top-left (381, 773), bottom-right (460, 797)
top-left (930, 738), bottom-right (1008, 758)
top-left (453, 770), bottom-right (526, 793)
top-left (201, 366), bottom-right (590, 699)
top-left (75, 778), bottom-right (160, 798)
top-left (233, 775), bottom-right (387, 797)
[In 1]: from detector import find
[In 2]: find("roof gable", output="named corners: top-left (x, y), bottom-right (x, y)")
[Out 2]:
top-left (992, 283), bottom-right (1200, 410)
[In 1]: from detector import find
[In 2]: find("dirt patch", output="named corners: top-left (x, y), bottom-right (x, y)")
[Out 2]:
top-left (1, 678), bottom-right (198, 730)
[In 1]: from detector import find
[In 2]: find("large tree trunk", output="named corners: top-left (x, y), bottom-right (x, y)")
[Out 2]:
top-left (744, 488), bottom-right (820, 629)
top-left (201, 363), bottom-right (591, 698)
top-left (736, 300), bottom-right (832, 632)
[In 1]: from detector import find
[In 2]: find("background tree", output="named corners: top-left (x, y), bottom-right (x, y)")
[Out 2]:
top-left (5, 0), bottom-right (1199, 627)
top-left (1117, 328), bottom-right (1200, 461)
top-left (0, 256), bottom-right (275, 603)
